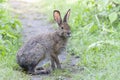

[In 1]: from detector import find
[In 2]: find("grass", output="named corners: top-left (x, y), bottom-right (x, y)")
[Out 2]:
top-left (0, 1), bottom-right (30, 80)
top-left (0, 55), bottom-right (30, 80)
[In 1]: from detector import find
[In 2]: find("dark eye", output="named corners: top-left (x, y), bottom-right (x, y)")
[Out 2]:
top-left (61, 27), bottom-right (64, 29)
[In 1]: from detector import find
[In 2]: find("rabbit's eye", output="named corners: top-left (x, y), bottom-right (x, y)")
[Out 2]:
top-left (61, 27), bottom-right (64, 29)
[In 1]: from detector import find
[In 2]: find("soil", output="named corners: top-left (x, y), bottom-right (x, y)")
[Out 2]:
top-left (9, 0), bottom-right (82, 80)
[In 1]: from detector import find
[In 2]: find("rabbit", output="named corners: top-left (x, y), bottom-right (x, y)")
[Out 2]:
top-left (16, 9), bottom-right (71, 75)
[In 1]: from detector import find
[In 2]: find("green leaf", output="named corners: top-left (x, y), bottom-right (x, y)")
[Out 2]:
top-left (109, 12), bottom-right (118, 23)
top-left (0, 45), bottom-right (6, 55)
top-left (6, 32), bottom-right (17, 39)
top-left (113, 0), bottom-right (120, 4)
top-left (89, 25), bottom-right (98, 33)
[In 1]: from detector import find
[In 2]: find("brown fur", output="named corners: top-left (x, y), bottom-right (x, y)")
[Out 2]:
top-left (17, 9), bottom-right (71, 75)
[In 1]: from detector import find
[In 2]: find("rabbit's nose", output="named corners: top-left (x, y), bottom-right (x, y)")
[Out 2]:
top-left (67, 32), bottom-right (71, 37)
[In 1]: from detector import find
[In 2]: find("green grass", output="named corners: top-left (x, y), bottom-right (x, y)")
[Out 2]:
top-left (0, 1), bottom-right (30, 80)
top-left (0, 55), bottom-right (30, 80)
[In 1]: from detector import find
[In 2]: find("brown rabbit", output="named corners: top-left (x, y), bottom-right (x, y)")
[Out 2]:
top-left (17, 9), bottom-right (71, 75)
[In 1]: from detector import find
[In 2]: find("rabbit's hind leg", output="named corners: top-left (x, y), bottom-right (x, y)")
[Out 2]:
top-left (27, 66), bottom-right (35, 74)
top-left (34, 67), bottom-right (50, 75)
top-left (27, 66), bottom-right (49, 75)
top-left (34, 61), bottom-right (51, 75)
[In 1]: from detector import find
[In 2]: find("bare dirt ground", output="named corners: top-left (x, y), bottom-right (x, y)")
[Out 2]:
top-left (9, 0), bottom-right (82, 80)
top-left (9, 0), bottom-right (54, 41)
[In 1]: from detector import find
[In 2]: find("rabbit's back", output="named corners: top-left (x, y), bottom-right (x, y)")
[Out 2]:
top-left (17, 33), bottom-right (55, 69)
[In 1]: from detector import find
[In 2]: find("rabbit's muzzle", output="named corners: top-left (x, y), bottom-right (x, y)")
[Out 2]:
top-left (64, 31), bottom-right (71, 38)
top-left (67, 31), bottom-right (71, 37)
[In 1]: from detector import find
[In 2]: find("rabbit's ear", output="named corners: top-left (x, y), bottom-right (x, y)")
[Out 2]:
top-left (63, 9), bottom-right (71, 22)
top-left (53, 10), bottom-right (62, 25)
